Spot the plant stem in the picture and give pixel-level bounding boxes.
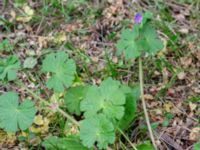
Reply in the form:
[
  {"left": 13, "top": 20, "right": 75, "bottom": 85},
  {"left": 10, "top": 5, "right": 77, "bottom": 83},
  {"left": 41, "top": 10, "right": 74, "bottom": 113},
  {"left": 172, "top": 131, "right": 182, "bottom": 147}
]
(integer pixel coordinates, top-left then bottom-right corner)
[
  {"left": 117, "top": 128, "right": 138, "bottom": 150},
  {"left": 20, "top": 80, "right": 114, "bottom": 150},
  {"left": 15, "top": 81, "right": 80, "bottom": 126},
  {"left": 139, "top": 57, "right": 157, "bottom": 150}
]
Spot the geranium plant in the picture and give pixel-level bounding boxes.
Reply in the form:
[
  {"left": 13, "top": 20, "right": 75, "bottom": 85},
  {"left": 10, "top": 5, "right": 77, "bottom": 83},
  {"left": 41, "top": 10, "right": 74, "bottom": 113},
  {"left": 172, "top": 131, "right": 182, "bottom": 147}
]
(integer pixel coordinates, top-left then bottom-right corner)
[
  {"left": 0, "top": 11, "right": 163, "bottom": 150},
  {"left": 117, "top": 12, "right": 164, "bottom": 149}
]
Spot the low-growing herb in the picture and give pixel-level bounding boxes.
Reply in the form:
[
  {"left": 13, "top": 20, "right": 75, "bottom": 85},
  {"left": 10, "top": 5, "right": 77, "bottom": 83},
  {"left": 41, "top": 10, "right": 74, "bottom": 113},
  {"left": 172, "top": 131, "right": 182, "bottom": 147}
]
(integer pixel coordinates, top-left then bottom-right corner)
[{"left": 42, "top": 51, "right": 76, "bottom": 92}]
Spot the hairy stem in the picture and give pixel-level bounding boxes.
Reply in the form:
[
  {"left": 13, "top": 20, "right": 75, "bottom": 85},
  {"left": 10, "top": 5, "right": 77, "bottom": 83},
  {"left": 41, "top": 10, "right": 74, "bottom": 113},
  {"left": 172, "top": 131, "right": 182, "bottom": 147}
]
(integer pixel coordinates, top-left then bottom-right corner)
[
  {"left": 139, "top": 58, "right": 157, "bottom": 149},
  {"left": 117, "top": 128, "right": 138, "bottom": 150},
  {"left": 15, "top": 81, "right": 80, "bottom": 126}
]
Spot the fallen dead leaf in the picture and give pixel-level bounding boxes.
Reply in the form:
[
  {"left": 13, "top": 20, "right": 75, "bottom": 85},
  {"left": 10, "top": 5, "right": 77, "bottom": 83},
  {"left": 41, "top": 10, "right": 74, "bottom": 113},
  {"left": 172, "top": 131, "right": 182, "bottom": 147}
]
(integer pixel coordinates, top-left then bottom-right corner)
[
  {"left": 189, "top": 127, "right": 200, "bottom": 141},
  {"left": 195, "top": 50, "right": 200, "bottom": 60},
  {"left": 164, "top": 102, "right": 173, "bottom": 112},
  {"left": 16, "top": 5, "right": 34, "bottom": 23},
  {"left": 179, "top": 28, "right": 189, "bottom": 34},
  {"left": 34, "top": 115, "right": 44, "bottom": 126},
  {"left": 189, "top": 102, "right": 197, "bottom": 111},
  {"left": 30, "top": 116, "right": 50, "bottom": 134},
  {"left": 180, "top": 57, "right": 192, "bottom": 68},
  {"left": 144, "top": 94, "right": 154, "bottom": 100}
]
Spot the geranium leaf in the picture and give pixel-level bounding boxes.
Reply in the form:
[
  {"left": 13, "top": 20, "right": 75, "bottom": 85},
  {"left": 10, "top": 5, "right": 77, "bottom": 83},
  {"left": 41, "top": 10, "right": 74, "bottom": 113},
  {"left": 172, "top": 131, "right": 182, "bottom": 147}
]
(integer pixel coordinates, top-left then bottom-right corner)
[
  {"left": 64, "top": 85, "right": 89, "bottom": 116},
  {"left": 80, "top": 78, "right": 126, "bottom": 121},
  {"left": 139, "top": 24, "right": 164, "bottom": 55},
  {"left": 42, "top": 135, "right": 90, "bottom": 150},
  {"left": 118, "top": 85, "right": 140, "bottom": 130},
  {"left": 194, "top": 142, "right": 200, "bottom": 150},
  {"left": 42, "top": 51, "right": 76, "bottom": 92},
  {"left": 116, "top": 27, "right": 140, "bottom": 59},
  {"left": 116, "top": 18, "right": 163, "bottom": 59},
  {"left": 80, "top": 114, "right": 115, "bottom": 149},
  {"left": 0, "top": 55, "right": 20, "bottom": 81},
  {"left": 0, "top": 92, "right": 36, "bottom": 132},
  {"left": 136, "top": 141, "right": 154, "bottom": 150}
]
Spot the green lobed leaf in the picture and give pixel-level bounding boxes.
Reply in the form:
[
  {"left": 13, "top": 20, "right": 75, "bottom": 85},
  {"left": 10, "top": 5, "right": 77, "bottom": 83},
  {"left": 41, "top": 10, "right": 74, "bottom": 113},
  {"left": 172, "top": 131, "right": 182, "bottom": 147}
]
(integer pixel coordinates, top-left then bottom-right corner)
[
  {"left": 80, "top": 114, "right": 115, "bottom": 149},
  {"left": 80, "top": 78, "right": 126, "bottom": 121},
  {"left": 140, "top": 11, "right": 153, "bottom": 27},
  {"left": 116, "top": 26, "right": 141, "bottom": 59},
  {"left": 64, "top": 85, "right": 89, "bottom": 116},
  {"left": 139, "top": 24, "right": 164, "bottom": 55},
  {"left": 136, "top": 141, "right": 155, "bottom": 150},
  {"left": 116, "top": 16, "right": 163, "bottom": 59},
  {"left": 42, "top": 51, "right": 76, "bottom": 92},
  {"left": 42, "top": 135, "right": 90, "bottom": 150},
  {"left": 0, "top": 92, "right": 36, "bottom": 132},
  {"left": 194, "top": 142, "right": 200, "bottom": 150},
  {"left": 0, "top": 55, "right": 20, "bottom": 81},
  {"left": 118, "top": 85, "right": 140, "bottom": 130}
]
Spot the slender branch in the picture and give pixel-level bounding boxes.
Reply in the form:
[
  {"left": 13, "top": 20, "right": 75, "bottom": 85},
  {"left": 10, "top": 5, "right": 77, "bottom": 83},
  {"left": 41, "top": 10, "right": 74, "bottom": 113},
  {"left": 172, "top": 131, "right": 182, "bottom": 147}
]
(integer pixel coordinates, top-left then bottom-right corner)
[
  {"left": 117, "top": 128, "right": 138, "bottom": 150},
  {"left": 139, "top": 58, "right": 157, "bottom": 150},
  {"left": 15, "top": 81, "right": 80, "bottom": 126}
]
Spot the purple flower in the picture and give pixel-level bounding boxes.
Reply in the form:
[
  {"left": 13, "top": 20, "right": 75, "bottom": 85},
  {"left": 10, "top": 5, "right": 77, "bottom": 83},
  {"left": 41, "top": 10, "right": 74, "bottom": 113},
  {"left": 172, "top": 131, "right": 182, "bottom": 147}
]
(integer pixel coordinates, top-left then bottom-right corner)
[{"left": 134, "top": 13, "right": 143, "bottom": 24}]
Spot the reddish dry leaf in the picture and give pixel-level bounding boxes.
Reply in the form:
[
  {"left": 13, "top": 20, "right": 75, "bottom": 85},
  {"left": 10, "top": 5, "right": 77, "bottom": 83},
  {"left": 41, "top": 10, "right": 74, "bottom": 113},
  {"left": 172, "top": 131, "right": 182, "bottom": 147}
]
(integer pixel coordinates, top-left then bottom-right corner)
[{"left": 167, "top": 88, "right": 175, "bottom": 97}]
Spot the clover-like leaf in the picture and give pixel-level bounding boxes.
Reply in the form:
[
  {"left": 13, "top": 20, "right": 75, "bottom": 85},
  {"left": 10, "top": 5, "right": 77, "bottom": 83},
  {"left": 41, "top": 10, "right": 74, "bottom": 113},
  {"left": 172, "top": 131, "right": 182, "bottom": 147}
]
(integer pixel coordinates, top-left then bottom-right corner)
[
  {"left": 80, "top": 78, "right": 126, "bottom": 121},
  {"left": 64, "top": 85, "right": 89, "bottom": 116},
  {"left": 0, "top": 92, "right": 36, "bottom": 132},
  {"left": 0, "top": 55, "right": 20, "bottom": 81},
  {"left": 42, "top": 135, "right": 90, "bottom": 150},
  {"left": 42, "top": 51, "right": 76, "bottom": 92},
  {"left": 80, "top": 114, "right": 115, "bottom": 149}
]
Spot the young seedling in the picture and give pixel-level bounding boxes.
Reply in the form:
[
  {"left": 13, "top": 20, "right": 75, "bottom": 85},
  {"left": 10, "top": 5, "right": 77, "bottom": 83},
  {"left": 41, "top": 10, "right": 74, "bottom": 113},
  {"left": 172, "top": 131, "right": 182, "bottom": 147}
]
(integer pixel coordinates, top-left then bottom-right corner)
[{"left": 117, "top": 12, "right": 164, "bottom": 149}]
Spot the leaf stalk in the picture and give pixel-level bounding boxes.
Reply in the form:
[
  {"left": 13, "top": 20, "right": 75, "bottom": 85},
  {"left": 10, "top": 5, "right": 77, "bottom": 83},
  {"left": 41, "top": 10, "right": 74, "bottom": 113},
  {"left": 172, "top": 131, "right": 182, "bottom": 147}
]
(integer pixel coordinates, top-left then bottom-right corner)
[
  {"left": 139, "top": 57, "right": 157, "bottom": 150},
  {"left": 15, "top": 81, "right": 80, "bottom": 126}
]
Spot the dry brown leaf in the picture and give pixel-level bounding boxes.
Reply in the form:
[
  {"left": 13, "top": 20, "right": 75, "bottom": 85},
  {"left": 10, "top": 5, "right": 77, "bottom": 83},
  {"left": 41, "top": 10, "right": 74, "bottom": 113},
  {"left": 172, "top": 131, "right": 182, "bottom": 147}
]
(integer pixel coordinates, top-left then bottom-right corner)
[
  {"left": 179, "top": 28, "right": 189, "bottom": 34},
  {"left": 180, "top": 57, "right": 192, "bottom": 68},
  {"left": 34, "top": 115, "right": 44, "bottom": 126},
  {"left": 144, "top": 94, "right": 154, "bottom": 100},
  {"left": 189, "top": 102, "right": 197, "bottom": 111},
  {"left": 164, "top": 102, "right": 173, "bottom": 112},
  {"left": 16, "top": 5, "right": 34, "bottom": 23},
  {"left": 196, "top": 50, "right": 200, "bottom": 60},
  {"left": 175, "top": 13, "right": 185, "bottom": 21},
  {"left": 189, "top": 127, "right": 200, "bottom": 141}
]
